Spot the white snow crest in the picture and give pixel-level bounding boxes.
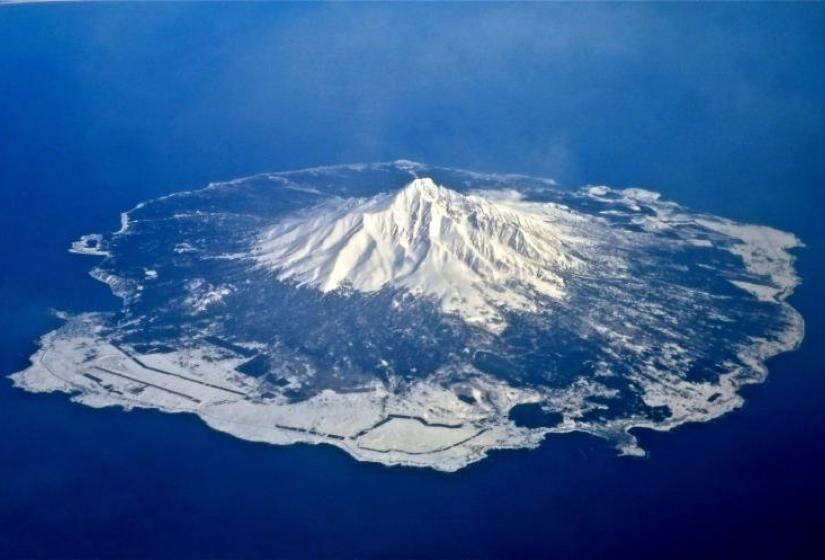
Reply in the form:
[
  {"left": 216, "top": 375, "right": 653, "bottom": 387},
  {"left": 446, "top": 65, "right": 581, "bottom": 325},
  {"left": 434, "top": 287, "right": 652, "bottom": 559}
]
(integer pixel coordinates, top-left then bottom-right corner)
[{"left": 255, "top": 178, "right": 587, "bottom": 332}]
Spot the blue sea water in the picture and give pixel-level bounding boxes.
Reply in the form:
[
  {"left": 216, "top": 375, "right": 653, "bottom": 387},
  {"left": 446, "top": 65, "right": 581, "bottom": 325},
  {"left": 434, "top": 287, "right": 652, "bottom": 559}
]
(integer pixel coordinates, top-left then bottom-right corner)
[{"left": 1, "top": 3, "right": 824, "bottom": 558}]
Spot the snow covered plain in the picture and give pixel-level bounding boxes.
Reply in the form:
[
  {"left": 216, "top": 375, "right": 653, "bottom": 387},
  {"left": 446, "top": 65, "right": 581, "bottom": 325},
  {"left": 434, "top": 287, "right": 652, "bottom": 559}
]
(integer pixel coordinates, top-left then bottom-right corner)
[{"left": 11, "top": 161, "right": 805, "bottom": 471}]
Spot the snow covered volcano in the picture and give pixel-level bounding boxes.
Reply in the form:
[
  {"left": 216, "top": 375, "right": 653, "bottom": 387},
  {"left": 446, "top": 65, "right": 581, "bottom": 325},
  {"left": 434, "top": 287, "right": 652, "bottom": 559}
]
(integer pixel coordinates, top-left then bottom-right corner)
[{"left": 255, "top": 178, "right": 585, "bottom": 331}]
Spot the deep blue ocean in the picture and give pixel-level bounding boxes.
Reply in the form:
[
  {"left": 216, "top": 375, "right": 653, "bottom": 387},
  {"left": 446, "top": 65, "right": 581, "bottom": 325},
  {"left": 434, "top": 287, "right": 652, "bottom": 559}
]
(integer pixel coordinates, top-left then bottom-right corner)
[{"left": 1, "top": 3, "right": 823, "bottom": 559}]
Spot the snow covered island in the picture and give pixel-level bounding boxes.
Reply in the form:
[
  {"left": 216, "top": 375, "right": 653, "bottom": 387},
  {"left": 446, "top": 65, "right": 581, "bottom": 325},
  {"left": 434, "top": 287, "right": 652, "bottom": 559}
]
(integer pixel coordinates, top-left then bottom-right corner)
[{"left": 11, "top": 162, "right": 804, "bottom": 471}]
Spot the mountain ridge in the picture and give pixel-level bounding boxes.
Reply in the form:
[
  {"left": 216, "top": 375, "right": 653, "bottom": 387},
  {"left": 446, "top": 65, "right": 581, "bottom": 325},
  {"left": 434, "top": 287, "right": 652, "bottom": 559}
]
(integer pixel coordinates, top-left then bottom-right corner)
[{"left": 255, "top": 178, "right": 584, "bottom": 332}]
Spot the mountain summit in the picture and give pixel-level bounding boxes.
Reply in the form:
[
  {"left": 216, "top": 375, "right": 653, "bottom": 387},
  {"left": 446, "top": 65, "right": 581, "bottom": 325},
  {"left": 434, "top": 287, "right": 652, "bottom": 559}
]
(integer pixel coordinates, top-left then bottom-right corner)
[{"left": 255, "top": 178, "right": 584, "bottom": 331}]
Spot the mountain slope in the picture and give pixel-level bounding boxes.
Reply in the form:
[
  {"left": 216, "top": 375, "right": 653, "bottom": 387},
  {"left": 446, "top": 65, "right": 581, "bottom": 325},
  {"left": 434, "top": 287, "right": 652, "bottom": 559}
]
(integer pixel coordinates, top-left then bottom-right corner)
[{"left": 255, "top": 178, "right": 585, "bottom": 332}]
